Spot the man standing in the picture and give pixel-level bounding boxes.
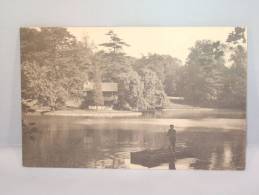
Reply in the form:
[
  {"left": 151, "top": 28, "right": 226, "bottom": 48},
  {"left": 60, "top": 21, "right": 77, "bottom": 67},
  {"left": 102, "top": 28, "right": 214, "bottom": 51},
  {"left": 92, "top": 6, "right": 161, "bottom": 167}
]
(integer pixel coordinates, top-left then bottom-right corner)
[
  {"left": 167, "top": 124, "right": 176, "bottom": 169},
  {"left": 167, "top": 124, "right": 176, "bottom": 153}
]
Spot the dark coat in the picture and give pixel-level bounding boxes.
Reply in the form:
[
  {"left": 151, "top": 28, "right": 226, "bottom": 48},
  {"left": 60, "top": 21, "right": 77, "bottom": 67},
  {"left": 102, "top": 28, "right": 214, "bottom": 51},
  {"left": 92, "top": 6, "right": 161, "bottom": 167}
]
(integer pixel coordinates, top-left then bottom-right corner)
[{"left": 167, "top": 129, "right": 176, "bottom": 145}]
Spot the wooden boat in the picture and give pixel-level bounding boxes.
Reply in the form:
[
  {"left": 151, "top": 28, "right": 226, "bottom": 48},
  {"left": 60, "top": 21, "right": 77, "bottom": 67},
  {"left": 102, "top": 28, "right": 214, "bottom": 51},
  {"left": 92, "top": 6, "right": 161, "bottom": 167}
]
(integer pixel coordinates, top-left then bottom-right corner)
[{"left": 130, "top": 148, "right": 193, "bottom": 168}]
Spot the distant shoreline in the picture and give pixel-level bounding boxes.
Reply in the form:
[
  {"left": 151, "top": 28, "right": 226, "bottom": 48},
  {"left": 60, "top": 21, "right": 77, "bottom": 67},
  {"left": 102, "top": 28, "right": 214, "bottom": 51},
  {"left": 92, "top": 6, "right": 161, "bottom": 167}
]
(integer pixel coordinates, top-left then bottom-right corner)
[
  {"left": 24, "top": 109, "right": 143, "bottom": 118},
  {"left": 23, "top": 107, "right": 245, "bottom": 119}
]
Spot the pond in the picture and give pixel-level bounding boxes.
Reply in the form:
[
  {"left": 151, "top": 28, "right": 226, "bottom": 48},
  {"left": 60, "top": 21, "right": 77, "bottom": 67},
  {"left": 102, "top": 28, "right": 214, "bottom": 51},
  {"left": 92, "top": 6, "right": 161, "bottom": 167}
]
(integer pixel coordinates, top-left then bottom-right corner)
[{"left": 22, "top": 113, "right": 246, "bottom": 170}]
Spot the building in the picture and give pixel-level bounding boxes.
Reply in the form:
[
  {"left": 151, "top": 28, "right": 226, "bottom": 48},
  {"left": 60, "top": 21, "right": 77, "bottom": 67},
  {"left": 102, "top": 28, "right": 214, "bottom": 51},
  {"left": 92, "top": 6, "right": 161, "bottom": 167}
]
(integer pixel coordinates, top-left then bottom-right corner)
[{"left": 82, "top": 82, "right": 118, "bottom": 109}]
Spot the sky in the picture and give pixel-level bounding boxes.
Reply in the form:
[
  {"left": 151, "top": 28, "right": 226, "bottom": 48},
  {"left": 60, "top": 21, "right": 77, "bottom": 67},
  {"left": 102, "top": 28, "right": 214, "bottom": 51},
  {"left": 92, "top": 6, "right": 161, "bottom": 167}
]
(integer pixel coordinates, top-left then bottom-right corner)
[{"left": 67, "top": 27, "right": 235, "bottom": 63}]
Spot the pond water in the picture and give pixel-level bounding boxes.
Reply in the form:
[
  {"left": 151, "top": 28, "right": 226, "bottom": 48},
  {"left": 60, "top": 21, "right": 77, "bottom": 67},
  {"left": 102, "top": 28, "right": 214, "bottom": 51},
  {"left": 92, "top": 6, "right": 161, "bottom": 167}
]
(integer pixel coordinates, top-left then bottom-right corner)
[{"left": 23, "top": 113, "right": 246, "bottom": 170}]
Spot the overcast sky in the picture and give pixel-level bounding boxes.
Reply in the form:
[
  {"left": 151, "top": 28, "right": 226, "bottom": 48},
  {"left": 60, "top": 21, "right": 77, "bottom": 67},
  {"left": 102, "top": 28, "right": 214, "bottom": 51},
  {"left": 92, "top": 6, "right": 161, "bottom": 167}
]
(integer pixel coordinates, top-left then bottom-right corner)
[{"left": 68, "top": 27, "right": 235, "bottom": 63}]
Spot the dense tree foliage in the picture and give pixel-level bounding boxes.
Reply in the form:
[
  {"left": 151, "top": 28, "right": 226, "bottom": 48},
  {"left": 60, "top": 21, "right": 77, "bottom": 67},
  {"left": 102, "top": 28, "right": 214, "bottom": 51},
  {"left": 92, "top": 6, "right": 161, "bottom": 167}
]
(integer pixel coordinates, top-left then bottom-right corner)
[
  {"left": 138, "top": 68, "right": 168, "bottom": 109},
  {"left": 182, "top": 40, "right": 226, "bottom": 106},
  {"left": 21, "top": 28, "right": 88, "bottom": 110},
  {"left": 135, "top": 54, "right": 183, "bottom": 96},
  {"left": 116, "top": 69, "right": 143, "bottom": 110},
  {"left": 222, "top": 27, "right": 247, "bottom": 108},
  {"left": 21, "top": 27, "right": 247, "bottom": 112},
  {"left": 181, "top": 27, "right": 247, "bottom": 108},
  {"left": 99, "top": 31, "right": 168, "bottom": 110}
]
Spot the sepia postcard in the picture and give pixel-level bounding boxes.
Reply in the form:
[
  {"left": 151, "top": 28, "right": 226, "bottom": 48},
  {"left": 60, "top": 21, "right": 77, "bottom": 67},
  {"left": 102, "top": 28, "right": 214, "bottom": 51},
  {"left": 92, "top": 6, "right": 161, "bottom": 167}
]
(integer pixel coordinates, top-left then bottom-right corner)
[{"left": 21, "top": 27, "right": 247, "bottom": 170}]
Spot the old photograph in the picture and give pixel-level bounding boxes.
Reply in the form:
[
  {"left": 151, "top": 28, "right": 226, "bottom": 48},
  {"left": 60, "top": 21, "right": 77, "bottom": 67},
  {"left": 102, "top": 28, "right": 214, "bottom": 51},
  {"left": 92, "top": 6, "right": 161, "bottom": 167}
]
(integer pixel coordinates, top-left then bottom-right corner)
[{"left": 21, "top": 27, "right": 246, "bottom": 170}]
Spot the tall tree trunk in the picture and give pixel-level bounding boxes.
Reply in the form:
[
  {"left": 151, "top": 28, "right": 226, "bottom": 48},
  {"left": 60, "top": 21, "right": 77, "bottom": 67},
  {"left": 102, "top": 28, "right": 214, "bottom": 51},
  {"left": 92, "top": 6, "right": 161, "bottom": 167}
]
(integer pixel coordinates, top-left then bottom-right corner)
[{"left": 93, "top": 61, "right": 104, "bottom": 106}]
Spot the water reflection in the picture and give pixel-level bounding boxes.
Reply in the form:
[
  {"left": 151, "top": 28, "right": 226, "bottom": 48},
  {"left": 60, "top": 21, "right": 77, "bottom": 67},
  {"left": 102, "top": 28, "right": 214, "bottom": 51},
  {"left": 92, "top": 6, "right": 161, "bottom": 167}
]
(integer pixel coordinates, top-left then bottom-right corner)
[{"left": 23, "top": 116, "right": 245, "bottom": 170}]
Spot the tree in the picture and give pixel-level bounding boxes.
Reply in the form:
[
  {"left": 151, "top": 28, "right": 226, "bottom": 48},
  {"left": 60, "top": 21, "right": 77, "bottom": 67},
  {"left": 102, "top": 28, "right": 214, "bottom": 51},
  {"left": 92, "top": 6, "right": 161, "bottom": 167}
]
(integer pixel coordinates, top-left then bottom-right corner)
[
  {"left": 21, "top": 27, "right": 88, "bottom": 110},
  {"left": 138, "top": 68, "right": 168, "bottom": 110},
  {"left": 135, "top": 54, "right": 183, "bottom": 96},
  {"left": 222, "top": 27, "right": 247, "bottom": 108},
  {"left": 22, "top": 61, "right": 67, "bottom": 109},
  {"left": 183, "top": 40, "right": 226, "bottom": 106},
  {"left": 226, "top": 27, "right": 246, "bottom": 46},
  {"left": 116, "top": 69, "right": 144, "bottom": 110},
  {"left": 98, "top": 31, "right": 132, "bottom": 82},
  {"left": 91, "top": 54, "right": 104, "bottom": 106},
  {"left": 116, "top": 68, "right": 167, "bottom": 111},
  {"left": 99, "top": 30, "right": 130, "bottom": 54}
]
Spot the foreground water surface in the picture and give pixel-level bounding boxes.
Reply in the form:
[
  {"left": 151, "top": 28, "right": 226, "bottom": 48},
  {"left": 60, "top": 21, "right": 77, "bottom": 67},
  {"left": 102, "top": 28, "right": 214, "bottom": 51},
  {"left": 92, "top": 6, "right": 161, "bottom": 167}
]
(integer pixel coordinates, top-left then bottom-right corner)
[{"left": 23, "top": 114, "right": 246, "bottom": 170}]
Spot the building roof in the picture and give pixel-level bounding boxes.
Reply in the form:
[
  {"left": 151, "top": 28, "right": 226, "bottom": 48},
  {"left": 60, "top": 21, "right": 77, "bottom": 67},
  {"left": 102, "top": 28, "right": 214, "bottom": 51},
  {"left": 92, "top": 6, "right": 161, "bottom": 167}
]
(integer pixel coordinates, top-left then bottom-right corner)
[{"left": 83, "top": 82, "right": 118, "bottom": 92}]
